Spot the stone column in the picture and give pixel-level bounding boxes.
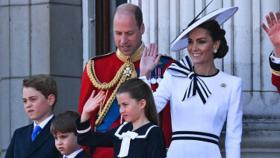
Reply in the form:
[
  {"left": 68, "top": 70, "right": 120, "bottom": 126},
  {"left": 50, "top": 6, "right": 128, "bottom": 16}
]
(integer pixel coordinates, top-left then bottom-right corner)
[{"left": 0, "top": 1, "right": 82, "bottom": 157}]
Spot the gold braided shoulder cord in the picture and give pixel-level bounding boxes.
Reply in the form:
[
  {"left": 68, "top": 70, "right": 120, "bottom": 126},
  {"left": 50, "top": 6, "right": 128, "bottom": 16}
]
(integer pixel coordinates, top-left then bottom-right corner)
[
  {"left": 271, "top": 68, "right": 280, "bottom": 76},
  {"left": 95, "top": 75, "right": 127, "bottom": 125},
  {"left": 87, "top": 61, "right": 126, "bottom": 90},
  {"left": 86, "top": 60, "right": 137, "bottom": 125}
]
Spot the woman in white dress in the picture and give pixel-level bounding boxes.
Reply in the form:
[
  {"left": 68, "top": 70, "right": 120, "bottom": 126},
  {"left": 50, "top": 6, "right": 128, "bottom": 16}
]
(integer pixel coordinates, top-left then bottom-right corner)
[{"left": 140, "top": 6, "right": 243, "bottom": 158}]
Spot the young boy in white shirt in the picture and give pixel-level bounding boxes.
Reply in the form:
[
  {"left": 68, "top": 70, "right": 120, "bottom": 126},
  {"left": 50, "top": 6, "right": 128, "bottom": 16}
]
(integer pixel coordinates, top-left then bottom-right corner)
[{"left": 51, "top": 110, "right": 90, "bottom": 158}]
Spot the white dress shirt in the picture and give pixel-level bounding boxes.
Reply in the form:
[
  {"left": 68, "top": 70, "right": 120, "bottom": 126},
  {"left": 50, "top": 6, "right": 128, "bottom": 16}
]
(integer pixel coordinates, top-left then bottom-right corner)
[{"left": 63, "top": 148, "right": 83, "bottom": 158}]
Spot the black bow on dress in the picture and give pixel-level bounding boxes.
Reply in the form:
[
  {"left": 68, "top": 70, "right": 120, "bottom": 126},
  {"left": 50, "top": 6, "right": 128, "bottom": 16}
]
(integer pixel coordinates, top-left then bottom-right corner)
[{"left": 167, "top": 56, "right": 212, "bottom": 104}]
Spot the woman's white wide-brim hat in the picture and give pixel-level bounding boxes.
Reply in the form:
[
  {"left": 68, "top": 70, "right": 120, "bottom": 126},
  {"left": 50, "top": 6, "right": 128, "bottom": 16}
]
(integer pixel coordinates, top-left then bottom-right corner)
[{"left": 170, "top": 6, "right": 238, "bottom": 52}]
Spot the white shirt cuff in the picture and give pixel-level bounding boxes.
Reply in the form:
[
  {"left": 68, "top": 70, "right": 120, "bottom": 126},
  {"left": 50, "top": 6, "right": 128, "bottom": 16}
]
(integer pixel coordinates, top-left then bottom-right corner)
[
  {"left": 270, "top": 53, "right": 280, "bottom": 64},
  {"left": 138, "top": 76, "right": 151, "bottom": 86}
]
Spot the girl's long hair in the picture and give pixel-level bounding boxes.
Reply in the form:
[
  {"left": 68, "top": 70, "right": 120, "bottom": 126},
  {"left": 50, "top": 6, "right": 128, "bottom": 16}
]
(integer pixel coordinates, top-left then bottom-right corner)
[{"left": 117, "top": 78, "right": 159, "bottom": 125}]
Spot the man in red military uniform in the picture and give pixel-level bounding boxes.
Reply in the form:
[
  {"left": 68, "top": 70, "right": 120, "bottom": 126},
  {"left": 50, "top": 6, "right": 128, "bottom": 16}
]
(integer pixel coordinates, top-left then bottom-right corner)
[
  {"left": 262, "top": 11, "right": 280, "bottom": 92},
  {"left": 78, "top": 3, "right": 173, "bottom": 158}
]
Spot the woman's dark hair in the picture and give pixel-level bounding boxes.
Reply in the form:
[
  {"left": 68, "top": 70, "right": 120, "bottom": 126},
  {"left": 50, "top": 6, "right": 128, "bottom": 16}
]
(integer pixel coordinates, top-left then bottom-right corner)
[
  {"left": 195, "top": 20, "right": 229, "bottom": 58},
  {"left": 117, "top": 78, "right": 159, "bottom": 125}
]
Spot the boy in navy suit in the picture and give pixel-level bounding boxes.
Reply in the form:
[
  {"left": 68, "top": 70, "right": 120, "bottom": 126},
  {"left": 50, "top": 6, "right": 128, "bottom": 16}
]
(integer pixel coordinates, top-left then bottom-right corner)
[
  {"left": 50, "top": 111, "right": 90, "bottom": 158},
  {"left": 5, "top": 74, "right": 61, "bottom": 158}
]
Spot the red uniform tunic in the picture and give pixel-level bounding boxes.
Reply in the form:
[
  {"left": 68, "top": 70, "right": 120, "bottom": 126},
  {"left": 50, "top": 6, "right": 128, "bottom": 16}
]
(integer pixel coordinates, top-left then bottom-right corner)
[
  {"left": 78, "top": 45, "right": 173, "bottom": 158},
  {"left": 269, "top": 54, "right": 280, "bottom": 93},
  {"left": 272, "top": 74, "right": 280, "bottom": 92}
]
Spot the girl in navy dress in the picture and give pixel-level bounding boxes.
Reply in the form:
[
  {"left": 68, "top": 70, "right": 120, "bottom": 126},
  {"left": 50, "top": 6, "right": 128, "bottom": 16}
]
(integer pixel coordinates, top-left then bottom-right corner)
[{"left": 76, "top": 78, "right": 166, "bottom": 158}]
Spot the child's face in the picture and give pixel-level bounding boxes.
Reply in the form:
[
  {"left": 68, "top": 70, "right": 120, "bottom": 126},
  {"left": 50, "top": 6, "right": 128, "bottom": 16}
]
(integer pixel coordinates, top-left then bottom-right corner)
[
  {"left": 116, "top": 92, "right": 145, "bottom": 123},
  {"left": 22, "top": 87, "right": 54, "bottom": 124},
  {"left": 54, "top": 132, "right": 80, "bottom": 156}
]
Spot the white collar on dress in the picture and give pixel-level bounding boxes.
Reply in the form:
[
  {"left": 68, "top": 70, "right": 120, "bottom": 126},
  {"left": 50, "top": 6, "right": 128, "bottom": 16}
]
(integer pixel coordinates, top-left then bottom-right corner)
[{"left": 114, "top": 122, "right": 156, "bottom": 157}]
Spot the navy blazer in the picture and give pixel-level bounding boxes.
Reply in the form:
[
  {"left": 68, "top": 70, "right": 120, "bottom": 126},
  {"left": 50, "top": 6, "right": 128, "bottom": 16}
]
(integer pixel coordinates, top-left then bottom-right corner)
[
  {"left": 60, "top": 150, "right": 90, "bottom": 158},
  {"left": 74, "top": 151, "right": 91, "bottom": 158},
  {"left": 5, "top": 118, "right": 61, "bottom": 158}
]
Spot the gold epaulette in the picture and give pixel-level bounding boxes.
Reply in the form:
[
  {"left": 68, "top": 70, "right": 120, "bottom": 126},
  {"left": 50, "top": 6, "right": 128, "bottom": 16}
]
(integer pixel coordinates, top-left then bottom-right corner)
[
  {"left": 271, "top": 68, "right": 280, "bottom": 76},
  {"left": 87, "top": 60, "right": 126, "bottom": 90},
  {"left": 91, "top": 52, "right": 114, "bottom": 60},
  {"left": 86, "top": 59, "right": 137, "bottom": 126}
]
